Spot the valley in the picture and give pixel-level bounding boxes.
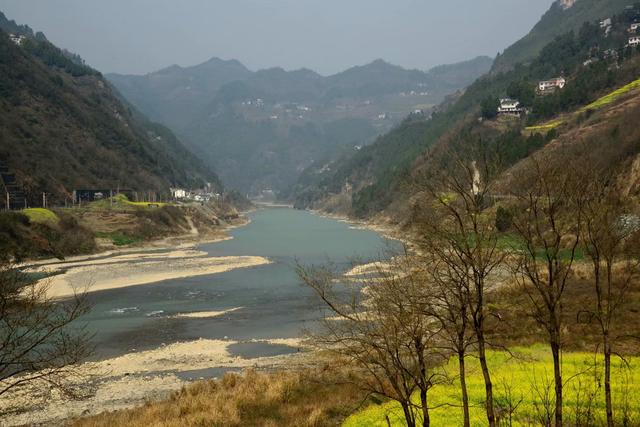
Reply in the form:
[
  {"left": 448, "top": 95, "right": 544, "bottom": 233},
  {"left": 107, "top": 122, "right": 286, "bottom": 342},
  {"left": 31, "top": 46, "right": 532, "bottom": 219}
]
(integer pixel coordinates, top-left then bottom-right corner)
[{"left": 2, "top": 1, "right": 640, "bottom": 426}]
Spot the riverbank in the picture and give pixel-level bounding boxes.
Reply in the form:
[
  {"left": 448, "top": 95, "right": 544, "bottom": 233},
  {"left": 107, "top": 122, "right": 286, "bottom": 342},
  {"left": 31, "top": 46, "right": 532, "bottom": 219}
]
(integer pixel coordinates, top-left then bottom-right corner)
[
  {"left": 309, "top": 208, "right": 414, "bottom": 249},
  {"left": 0, "top": 337, "right": 316, "bottom": 426}
]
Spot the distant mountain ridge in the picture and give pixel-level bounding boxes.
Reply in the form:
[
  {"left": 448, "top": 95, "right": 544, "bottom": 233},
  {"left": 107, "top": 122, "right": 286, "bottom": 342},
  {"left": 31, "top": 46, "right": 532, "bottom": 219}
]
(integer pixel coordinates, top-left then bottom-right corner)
[
  {"left": 0, "top": 14, "right": 219, "bottom": 205},
  {"left": 108, "top": 56, "right": 493, "bottom": 193}
]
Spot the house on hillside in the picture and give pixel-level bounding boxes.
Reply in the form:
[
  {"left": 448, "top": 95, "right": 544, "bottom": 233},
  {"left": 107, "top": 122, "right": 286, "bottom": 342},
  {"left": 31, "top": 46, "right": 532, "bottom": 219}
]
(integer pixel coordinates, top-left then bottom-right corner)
[
  {"left": 9, "top": 34, "right": 26, "bottom": 45},
  {"left": 600, "top": 18, "right": 612, "bottom": 29},
  {"left": 559, "top": 0, "right": 576, "bottom": 10},
  {"left": 497, "top": 98, "right": 525, "bottom": 117},
  {"left": 629, "top": 36, "right": 640, "bottom": 46},
  {"left": 170, "top": 187, "right": 188, "bottom": 200},
  {"left": 538, "top": 77, "right": 566, "bottom": 94},
  {"left": 630, "top": 22, "right": 640, "bottom": 33}
]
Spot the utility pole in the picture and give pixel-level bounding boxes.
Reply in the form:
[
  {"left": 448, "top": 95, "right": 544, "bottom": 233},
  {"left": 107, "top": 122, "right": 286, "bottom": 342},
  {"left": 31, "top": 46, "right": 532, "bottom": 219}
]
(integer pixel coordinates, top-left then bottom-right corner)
[
  {"left": 5, "top": 192, "right": 9, "bottom": 211},
  {"left": 42, "top": 192, "right": 46, "bottom": 209}
]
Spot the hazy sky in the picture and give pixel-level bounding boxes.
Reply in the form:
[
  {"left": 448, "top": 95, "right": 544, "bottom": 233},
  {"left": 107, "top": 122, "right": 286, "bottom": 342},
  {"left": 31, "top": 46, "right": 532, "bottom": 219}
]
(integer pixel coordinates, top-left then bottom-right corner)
[{"left": 0, "top": 0, "right": 555, "bottom": 75}]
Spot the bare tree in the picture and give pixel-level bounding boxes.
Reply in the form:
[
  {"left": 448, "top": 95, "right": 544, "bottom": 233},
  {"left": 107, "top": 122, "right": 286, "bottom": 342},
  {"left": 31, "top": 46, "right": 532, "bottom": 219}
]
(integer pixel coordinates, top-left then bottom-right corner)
[
  {"left": 297, "top": 256, "right": 446, "bottom": 427},
  {"left": 412, "top": 154, "right": 506, "bottom": 427},
  {"left": 510, "top": 158, "right": 583, "bottom": 427},
  {"left": 0, "top": 263, "right": 92, "bottom": 415},
  {"left": 419, "top": 255, "right": 475, "bottom": 427},
  {"left": 580, "top": 180, "right": 640, "bottom": 427}
]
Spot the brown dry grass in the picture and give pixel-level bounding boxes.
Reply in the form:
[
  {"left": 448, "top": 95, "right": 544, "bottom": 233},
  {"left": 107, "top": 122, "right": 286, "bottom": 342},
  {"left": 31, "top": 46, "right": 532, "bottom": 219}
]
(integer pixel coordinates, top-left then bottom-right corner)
[
  {"left": 72, "top": 367, "right": 366, "bottom": 427},
  {"left": 487, "top": 263, "right": 640, "bottom": 354}
]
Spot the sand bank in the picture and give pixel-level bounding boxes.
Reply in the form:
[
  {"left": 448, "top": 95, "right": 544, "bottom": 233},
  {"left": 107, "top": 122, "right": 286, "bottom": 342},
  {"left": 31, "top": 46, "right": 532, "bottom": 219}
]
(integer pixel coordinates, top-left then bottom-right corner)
[
  {"left": 34, "top": 254, "right": 271, "bottom": 299},
  {"left": 171, "top": 307, "right": 243, "bottom": 319}
]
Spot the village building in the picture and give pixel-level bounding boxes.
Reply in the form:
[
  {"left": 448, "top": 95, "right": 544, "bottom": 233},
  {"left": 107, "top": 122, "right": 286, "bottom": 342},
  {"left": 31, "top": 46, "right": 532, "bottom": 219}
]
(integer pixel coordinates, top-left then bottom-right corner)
[
  {"left": 629, "top": 36, "right": 640, "bottom": 46},
  {"left": 538, "top": 77, "right": 566, "bottom": 93},
  {"left": 9, "top": 34, "right": 26, "bottom": 45},
  {"left": 600, "top": 18, "right": 612, "bottom": 28},
  {"left": 497, "top": 98, "right": 525, "bottom": 117},
  {"left": 170, "top": 187, "right": 188, "bottom": 200},
  {"left": 630, "top": 22, "right": 640, "bottom": 33}
]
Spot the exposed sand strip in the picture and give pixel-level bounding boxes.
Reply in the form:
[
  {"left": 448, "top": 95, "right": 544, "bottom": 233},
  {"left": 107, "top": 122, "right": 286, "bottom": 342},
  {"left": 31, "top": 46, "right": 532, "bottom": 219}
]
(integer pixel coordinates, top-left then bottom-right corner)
[
  {"left": 171, "top": 307, "right": 243, "bottom": 319},
  {"left": 37, "top": 255, "right": 271, "bottom": 299}
]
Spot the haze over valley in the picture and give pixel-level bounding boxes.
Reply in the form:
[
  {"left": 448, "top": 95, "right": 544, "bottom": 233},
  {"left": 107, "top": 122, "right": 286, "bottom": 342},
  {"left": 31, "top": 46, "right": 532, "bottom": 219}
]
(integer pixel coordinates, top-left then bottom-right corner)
[{"left": 3, "top": 1, "right": 640, "bottom": 426}]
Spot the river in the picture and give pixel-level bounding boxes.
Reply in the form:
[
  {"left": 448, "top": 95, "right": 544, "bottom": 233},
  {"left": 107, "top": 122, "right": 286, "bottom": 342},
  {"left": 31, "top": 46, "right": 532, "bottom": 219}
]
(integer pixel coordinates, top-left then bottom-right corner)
[{"left": 82, "top": 207, "right": 400, "bottom": 360}]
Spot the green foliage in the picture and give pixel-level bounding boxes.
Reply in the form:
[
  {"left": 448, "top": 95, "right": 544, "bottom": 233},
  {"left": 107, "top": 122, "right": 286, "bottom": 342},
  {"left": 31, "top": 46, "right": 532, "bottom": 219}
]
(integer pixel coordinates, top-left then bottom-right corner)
[
  {"left": 22, "top": 208, "right": 59, "bottom": 225},
  {"left": 481, "top": 96, "right": 500, "bottom": 119},
  {"left": 495, "top": 206, "right": 513, "bottom": 232},
  {"left": 0, "top": 211, "right": 95, "bottom": 261},
  {"left": 95, "top": 231, "right": 139, "bottom": 246},
  {"left": 21, "top": 38, "right": 98, "bottom": 77}
]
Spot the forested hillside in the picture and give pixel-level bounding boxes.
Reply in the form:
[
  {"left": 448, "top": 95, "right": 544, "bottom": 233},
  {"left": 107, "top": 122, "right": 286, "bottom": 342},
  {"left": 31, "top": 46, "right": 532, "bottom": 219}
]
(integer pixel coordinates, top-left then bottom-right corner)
[
  {"left": 292, "top": 0, "right": 640, "bottom": 219},
  {"left": 493, "top": 0, "right": 634, "bottom": 71},
  {"left": 108, "top": 56, "right": 492, "bottom": 194},
  {"left": 0, "top": 13, "right": 219, "bottom": 205}
]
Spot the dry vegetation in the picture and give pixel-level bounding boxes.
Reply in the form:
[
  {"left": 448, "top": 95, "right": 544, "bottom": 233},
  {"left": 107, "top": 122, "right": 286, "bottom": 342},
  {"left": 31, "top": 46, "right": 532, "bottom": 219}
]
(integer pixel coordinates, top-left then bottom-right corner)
[{"left": 73, "top": 367, "right": 367, "bottom": 427}]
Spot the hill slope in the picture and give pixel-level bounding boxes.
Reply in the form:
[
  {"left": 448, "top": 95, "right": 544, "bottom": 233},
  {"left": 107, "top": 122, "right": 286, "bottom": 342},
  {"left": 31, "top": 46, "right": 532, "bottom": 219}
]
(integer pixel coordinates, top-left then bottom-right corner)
[
  {"left": 0, "top": 14, "right": 219, "bottom": 205},
  {"left": 108, "top": 56, "right": 492, "bottom": 194},
  {"left": 493, "top": 0, "right": 635, "bottom": 71},
  {"left": 292, "top": 0, "right": 640, "bottom": 219}
]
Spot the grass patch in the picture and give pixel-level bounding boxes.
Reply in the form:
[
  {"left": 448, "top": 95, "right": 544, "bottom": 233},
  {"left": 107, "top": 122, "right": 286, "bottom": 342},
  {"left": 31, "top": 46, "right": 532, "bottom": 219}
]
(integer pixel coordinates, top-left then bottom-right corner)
[
  {"left": 22, "top": 208, "right": 60, "bottom": 225},
  {"left": 579, "top": 77, "right": 640, "bottom": 112},
  {"left": 525, "top": 119, "right": 564, "bottom": 132},
  {"left": 496, "top": 233, "right": 585, "bottom": 261},
  {"left": 88, "top": 193, "right": 169, "bottom": 210},
  {"left": 74, "top": 367, "right": 364, "bottom": 427},
  {"left": 413, "top": 104, "right": 435, "bottom": 110},
  {"left": 345, "top": 346, "right": 640, "bottom": 427},
  {"left": 94, "top": 231, "right": 140, "bottom": 246}
]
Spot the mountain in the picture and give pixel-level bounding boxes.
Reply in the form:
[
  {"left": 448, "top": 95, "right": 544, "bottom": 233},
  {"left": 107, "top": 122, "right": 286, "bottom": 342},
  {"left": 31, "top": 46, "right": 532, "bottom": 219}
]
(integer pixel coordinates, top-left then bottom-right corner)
[
  {"left": 0, "top": 13, "right": 219, "bottom": 205},
  {"left": 291, "top": 1, "right": 640, "bottom": 219},
  {"left": 108, "top": 56, "right": 493, "bottom": 194},
  {"left": 493, "top": 0, "right": 636, "bottom": 71}
]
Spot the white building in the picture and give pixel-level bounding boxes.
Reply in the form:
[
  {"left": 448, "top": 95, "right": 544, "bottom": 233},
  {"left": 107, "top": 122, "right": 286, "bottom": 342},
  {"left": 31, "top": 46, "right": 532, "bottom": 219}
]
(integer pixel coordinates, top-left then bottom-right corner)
[
  {"left": 9, "top": 34, "right": 26, "bottom": 45},
  {"left": 629, "top": 22, "right": 640, "bottom": 33},
  {"left": 629, "top": 36, "right": 640, "bottom": 46},
  {"left": 170, "top": 188, "right": 188, "bottom": 200},
  {"left": 497, "top": 98, "right": 525, "bottom": 116},
  {"left": 559, "top": 0, "right": 576, "bottom": 10},
  {"left": 600, "top": 18, "right": 612, "bottom": 29},
  {"left": 538, "top": 77, "right": 566, "bottom": 93}
]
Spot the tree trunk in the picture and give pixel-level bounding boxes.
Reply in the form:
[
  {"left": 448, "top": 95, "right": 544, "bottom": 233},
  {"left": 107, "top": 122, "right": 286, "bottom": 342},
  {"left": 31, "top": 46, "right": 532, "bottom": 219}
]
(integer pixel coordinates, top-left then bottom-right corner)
[
  {"left": 604, "top": 335, "right": 613, "bottom": 427},
  {"left": 421, "top": 388, "right": 430, "bottom": 427},
  {"left": 401, "top": 403, "right": 416, "bottom": 427},
  {"left": 477, "top": 330, "right": 496, "bottom": 426},
  {"left": 551, "top": 339, "right": 563, "bottom": 427},
  {"left": 459, "top": 350, "right": 471, "bottom": 427}
]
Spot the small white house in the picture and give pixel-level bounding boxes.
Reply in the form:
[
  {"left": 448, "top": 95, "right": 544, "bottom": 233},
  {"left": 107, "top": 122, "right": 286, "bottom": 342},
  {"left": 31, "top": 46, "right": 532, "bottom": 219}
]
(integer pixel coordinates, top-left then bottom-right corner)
[
  {"left": 497, "top": 98, "right": 525, "bottom": 116},
  {"left": 538, "top": 77, "right": 566, "bottom": 92},
  {"left": 629, "top": 36, "right": 640, "bottom": 47},
  {"left": 600, "top": 18, "right": 612, "bottom": 29},
  {"left": 630, "top": 23, "right": 640, "bottom": 33},
  {"left": 170, "top": 188, "right": 188, "bottom": 200},
  {"left": 9, "top": 34, "right": 26, "bottom": 45}
]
